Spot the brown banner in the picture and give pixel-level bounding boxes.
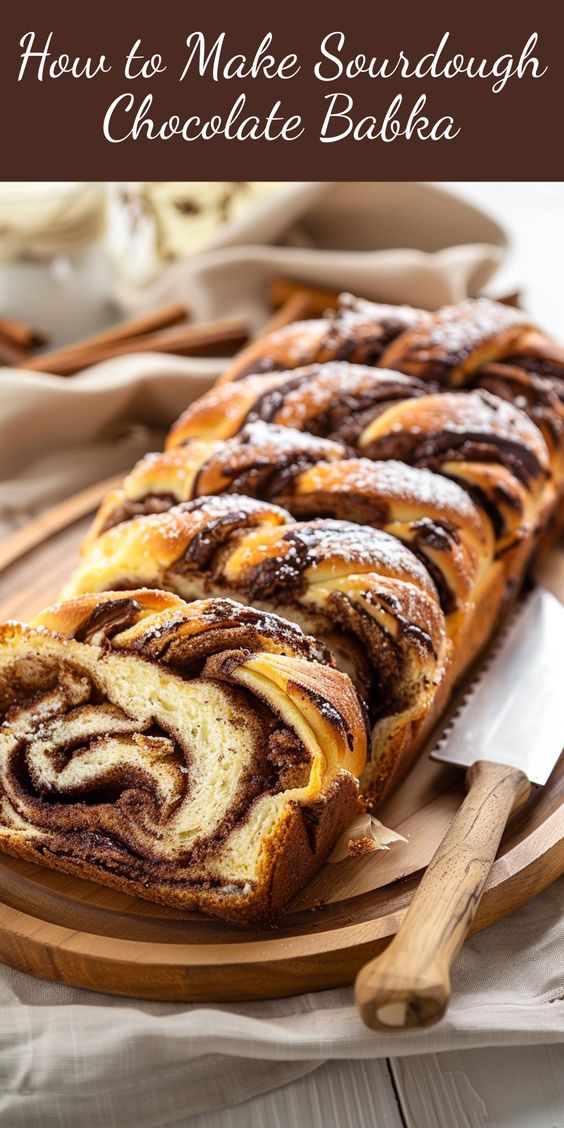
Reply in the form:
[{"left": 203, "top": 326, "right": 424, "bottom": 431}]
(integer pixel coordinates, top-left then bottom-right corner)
[{"left": 2, "top": 0, "right": 563, "bottom": 179}]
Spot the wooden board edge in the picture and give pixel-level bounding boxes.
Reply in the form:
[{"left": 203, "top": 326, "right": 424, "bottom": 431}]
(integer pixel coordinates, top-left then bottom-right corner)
[
  {"left": 0, "top": 832, "right": 561, "bottom": 1003},
  {"left": 0, "top": 475, "right": 122, "bottom": 571}
]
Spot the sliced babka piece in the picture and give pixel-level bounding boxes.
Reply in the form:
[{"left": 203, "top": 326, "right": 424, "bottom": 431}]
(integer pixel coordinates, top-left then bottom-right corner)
[{"left": 0, "top": 592, "right": 367, "bottom": 923}]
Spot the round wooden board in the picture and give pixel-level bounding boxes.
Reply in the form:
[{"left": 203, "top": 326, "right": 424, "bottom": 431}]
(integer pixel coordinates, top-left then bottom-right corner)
[{"left": 0, "top": 483, "right": 562, "bottom": 1002}]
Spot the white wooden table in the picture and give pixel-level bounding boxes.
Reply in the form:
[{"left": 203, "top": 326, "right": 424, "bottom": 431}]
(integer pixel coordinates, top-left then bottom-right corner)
[
  {"left": 181, "top": 1046, "right": 564, "bottom": 1128},
  {"left": 183, "top": 182, "right": 564, "bottom": 1128}
]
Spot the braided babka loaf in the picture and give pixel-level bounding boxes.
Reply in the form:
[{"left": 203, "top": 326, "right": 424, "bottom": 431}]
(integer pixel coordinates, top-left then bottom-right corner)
[
  {"left": 0, "top": 591, "right": 366, "bottom": 922},
  {"left": 219, "top": 292, "right": 563, "bottom": 399},
  {"left": 73, "top": 296, "right": 561, "bottom": 802},
  {"left": 215, "top": 294, "right": 564, "bottom": 476},
  {"left": 5, "top": 293, "right": 560, "bottom": 920},
  {"left": 167, "top": 376, "right": 554, "bottom": 574},
  {"left": 87, "top": 423, "right": 495, "bottom": 669},
  {"left": 217, "top": 297, "right": 429, "bottom": 382},
  {"left": 65, "top": 495, "right": 448, "bottom": 799}
]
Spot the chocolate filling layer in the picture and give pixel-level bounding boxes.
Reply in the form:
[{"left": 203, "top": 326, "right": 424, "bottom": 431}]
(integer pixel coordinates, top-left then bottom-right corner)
[
  {"left": 1, "top": 669, "right": 313, "bottom": 874},
  {"left": 508, "top": 355, "right": 564, "bottom": 385},
  {"left": 242, "top": 367, "right": 428, "bottom": 439},
  {"left": 364, "top": 430, "right": 545, "bottom": 489}
]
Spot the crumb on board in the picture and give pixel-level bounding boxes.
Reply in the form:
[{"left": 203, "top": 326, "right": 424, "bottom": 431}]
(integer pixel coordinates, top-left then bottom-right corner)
[{"left": 347, "top": 836, "right": 379, "bottom": 857}]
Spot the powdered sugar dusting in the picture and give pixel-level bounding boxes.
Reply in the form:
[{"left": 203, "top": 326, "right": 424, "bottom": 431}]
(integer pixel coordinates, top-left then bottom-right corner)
[
  {"left": 337, "top": 458, "right": 480, "bottom": 521},
  {"left": 394, "top": 298, "right": 529, "bottom": 362}
]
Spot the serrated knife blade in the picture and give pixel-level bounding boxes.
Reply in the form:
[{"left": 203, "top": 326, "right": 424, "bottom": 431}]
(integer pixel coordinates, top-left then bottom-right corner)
[
  {"left": 431, "top": 587, "right": 564, "bottom": 785},
  {"left": 355, "top": 585, "right": 564, "bottom": 1033}
]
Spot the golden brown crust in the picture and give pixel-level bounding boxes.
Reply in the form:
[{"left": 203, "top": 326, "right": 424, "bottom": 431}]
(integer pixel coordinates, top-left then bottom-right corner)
[
  {"left": 201, "top": 295, "right": 561, "bottom": 803},
  {"left": 88, "top": 425, "right": 493, "bottom": 624},
  {"left": 88, "top": 424, "right": 348, "bottom": 545},
  {"left": 359, "top": 389, "right": 553, "bottom": 557},
  {"left": 33, "top": 588, "right": 330, "bottom": 668},
  {"left": 167, "top": 362, "right": 553, "bottom": 558},
  {"left": 379, "top": 298, "right": 534, "bottom": 386},
  {"left": 476, "top": 362, "right": 564, "bottom": 478},
  {"left": 0, "top": 592, "right": 367, "bottom": 923},
  {"left": 217, "top": 299, "right": 427, "bottom": 385},
  {"left": 213, "top": 297, "right": 564, "bottom": 478},
  {"left": 168, "top": 363, "right": 429, "bottom": 449},
  {"left": 0, "top": 772, "right": 362, "bottom": 924},
  {"left": 281, "top": 459, "right": 493, "bottom": 616},
  {"left": 83, "top": 304, "right": 559, "bottom": 805}
]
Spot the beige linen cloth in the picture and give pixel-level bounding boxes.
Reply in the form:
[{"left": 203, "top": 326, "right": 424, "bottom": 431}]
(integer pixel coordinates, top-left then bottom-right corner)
[
  {"left": 113, "top": 181, "right": 508, "bottom": 321},
  {"left": 0, "top": 184, "right": 562, "bottom": 1126}
]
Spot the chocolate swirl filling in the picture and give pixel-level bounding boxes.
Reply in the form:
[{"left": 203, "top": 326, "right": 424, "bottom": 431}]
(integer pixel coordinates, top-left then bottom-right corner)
[
  {"left": 227, "top": 296, "right": 427, "bottom": 382},
  {"left": 0, "top": 594, "right": 366, "bottom": 921},
  {"left": 241, "top": 364, "right": 431, "bottom": 445}
]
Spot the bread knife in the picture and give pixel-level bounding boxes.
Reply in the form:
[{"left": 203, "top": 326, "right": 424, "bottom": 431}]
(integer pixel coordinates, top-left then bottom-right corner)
[{"left": 355, "top": 587, "right": 564, "bottom": 1031}]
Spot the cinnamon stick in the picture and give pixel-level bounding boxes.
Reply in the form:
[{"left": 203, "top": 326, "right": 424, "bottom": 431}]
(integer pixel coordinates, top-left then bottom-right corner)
[
  {"left": 0, "top": 314, "right": 47, "bottom": 352},
  {"left": 271, "top": 278, "right": 524, "bottom": 315},
  {"left": 0, "top": 337, "right": 28, "bottom": 366},
  {"left": 259, "top": 292, "right": 317, "bottom": 337},
  {"left": 496, "top": 290, "right": 523, "bottom": 309},
  {"left": 20, "top": 317, "right": 249, "bottom": 376},
  {"left": 19, "top": 301, "right": 190, "bottom": 376},
  {"left": 66, "top": 301, "right": 191, "bottom": 349},
  {"left": 268, "top": 278, "right": 342, "bottom": 316}
]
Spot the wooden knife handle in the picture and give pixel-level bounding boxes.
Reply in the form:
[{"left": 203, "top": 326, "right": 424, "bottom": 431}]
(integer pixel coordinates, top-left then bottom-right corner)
[{"left": 355, "top": 760, "right": 531, "bottom": 1031}]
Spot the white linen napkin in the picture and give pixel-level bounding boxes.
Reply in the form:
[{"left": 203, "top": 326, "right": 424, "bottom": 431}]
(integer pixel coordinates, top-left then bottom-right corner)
[
  {"left": 0, "top": 356, "right": 217, "bottom": 534},
  {"left": 114, "top": 181, "right": 507, "bottom": 324},
  {"left": 0, "top": 880, "right": 562, "bottom": 1127}
]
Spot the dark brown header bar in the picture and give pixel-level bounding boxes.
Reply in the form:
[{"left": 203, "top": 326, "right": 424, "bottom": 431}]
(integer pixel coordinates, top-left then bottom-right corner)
[{"left": 2, "top": 0, "right": 563, "bottom": 180}]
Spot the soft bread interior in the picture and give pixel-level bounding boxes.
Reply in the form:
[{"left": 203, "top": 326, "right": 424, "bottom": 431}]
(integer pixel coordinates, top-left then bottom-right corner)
[{"left": 0, "top": 628, "right": 340, "bottom": 890}]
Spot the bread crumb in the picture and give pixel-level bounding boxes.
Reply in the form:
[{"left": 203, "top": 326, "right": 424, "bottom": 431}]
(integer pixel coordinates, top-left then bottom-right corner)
[{"left": 347, "top": 836, "right": 379, "bottom": 857}]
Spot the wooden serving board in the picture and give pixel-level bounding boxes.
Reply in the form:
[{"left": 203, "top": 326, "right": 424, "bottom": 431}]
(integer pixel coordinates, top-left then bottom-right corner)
[{"left": 0, "top": 482, "right": 562, "bottom": 1002}]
